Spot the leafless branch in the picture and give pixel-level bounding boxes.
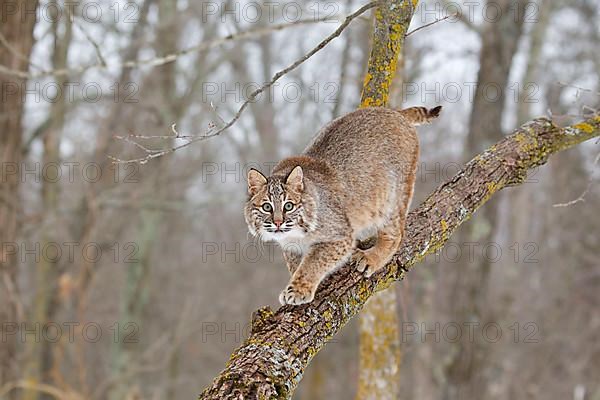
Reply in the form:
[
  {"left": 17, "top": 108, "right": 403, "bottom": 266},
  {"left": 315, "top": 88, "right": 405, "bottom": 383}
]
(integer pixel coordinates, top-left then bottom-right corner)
[
  {"left": 440, "top": 0, "right": 481, "bottom": 34},
  {"left": 110, "top": 1, "right": 380, "bottom": 165},
  {"left": 557, "top": 81, "right": 600, "bottom": 98},
  {"left": 67, "top": 10, "right": 108, "bottom": 67},
  {"left": 553, "top": 147, "right": 600, "bottom": 207},
  {"left": 406, "top": 13, "right": 456, "bottom": 36},
  {"left": 0, "top": 11, "right": 360, "bottom": 80}
]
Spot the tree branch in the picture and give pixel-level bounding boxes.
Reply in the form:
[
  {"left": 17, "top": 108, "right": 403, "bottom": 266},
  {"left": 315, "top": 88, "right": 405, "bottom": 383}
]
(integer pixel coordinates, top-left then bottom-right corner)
[
  {"left": 198, "top": 114, "right": 600, "bottom": 399},
  {"left": 0, "top": 12, "right": 356, "bottom": 80},
  {"left": 440, "top": 0, "right": 481, "bottom": 34},
  {"left": 110, "top": 1, "right": 379, "bottom": 165}
]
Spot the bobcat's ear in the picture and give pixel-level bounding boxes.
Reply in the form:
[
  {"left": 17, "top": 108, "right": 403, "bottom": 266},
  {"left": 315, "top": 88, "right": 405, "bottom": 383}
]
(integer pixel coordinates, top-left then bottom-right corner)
[
  {"left": 247, "top": 169, "right": 267, "bottom": 196},
  {"left": 286, "top": 166, "right": 303, "bottom": 191}
]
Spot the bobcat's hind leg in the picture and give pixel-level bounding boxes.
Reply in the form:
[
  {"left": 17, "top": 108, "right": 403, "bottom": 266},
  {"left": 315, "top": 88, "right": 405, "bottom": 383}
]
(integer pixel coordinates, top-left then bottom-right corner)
[
  {"left": 354, "top": 164, "right": 416, "bottom": 277},
  {"left": 353, "top": 207, "right": 407, "bottom": 277}
]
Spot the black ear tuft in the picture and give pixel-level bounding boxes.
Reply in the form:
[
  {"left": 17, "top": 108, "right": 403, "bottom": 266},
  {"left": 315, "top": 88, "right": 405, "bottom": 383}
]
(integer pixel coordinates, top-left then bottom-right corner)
[{"left": 429, "top": 106, "right": 442, "bottom": 117}]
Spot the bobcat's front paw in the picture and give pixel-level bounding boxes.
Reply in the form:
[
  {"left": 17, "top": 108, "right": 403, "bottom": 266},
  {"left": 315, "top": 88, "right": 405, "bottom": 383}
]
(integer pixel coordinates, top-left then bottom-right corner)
[
  {"left": 279, "top": 281, "right": 315, "bottom": 305},
  {"left": 352, "top": 249, "right": 381, "bottom": 278}
]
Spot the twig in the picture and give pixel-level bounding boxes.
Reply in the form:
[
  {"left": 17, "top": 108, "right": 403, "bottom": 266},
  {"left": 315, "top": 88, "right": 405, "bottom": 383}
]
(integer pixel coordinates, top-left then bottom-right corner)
[
  {"left": 440, "top": 0, "right": 480, "bottom": 33},
  {"left": 209, "top": 102, "right": 228, "bottom": 127},
  {"left": 116, "top": 134, "right": 161, "bottom": 154},
  {"left": 111, "top": 1, "right": 380, "bottom": 164},
  {"left": 67, "top": 9, "right": 108, "bottom": 67},
  {"left": 557, "top": 81, "right": 600, "bottom": 98},
  {"left": 553, "top": 148, "right": 600, "bottom": 207},
  {"left": 406, "top": 13, "right": 456, "bottom": 36}
]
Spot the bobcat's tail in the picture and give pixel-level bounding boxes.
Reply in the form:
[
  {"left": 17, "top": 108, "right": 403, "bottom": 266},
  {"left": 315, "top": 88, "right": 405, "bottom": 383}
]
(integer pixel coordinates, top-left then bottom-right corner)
[{"left": 399, "top": 106, "right": 442, "bottom": 126}]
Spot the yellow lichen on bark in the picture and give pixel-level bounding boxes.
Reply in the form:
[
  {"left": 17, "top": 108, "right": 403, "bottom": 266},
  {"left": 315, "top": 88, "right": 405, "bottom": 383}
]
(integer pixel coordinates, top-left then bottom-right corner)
[
  {"left": 359, "top": 0, "right": 417, "bottom": 109},
  {"left": 198, "top": 2, "right": 600, "bottom": 399},
  {"left": 199, "top": 113, "right": 600, "bottom": 400},
  {"left": 573, "top": 122, "right": 594, "bottom": 133},
  {"left": 356, "top": 292, "right": 402, "bottom": 400},
  {"left": 356, "top": 1, "right": 418, "bottom": 399}
]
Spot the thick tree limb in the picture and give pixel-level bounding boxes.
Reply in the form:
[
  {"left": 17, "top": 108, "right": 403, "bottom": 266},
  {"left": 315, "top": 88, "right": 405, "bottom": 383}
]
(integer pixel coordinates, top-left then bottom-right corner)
[{"left": 198, "top": 115, "right": 600, "bottom": 399}]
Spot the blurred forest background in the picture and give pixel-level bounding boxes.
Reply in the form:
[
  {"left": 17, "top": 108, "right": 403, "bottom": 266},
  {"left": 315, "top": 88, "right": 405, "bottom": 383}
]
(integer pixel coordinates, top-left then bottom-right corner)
[{"left": 1, "top": 0, "right": 599, "bottom": 399}]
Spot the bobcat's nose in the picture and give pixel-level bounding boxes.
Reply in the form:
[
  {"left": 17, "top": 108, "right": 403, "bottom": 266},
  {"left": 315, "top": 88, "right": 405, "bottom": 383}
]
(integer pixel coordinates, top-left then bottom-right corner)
[{"left": 273, "top": 219, "right": 283, "bottom": 230}]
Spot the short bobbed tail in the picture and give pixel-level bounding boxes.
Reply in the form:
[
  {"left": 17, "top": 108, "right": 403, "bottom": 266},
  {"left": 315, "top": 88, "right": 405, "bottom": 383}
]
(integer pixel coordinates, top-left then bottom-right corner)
[{"left": 399, "top": 106, "right": 442, "bottom": 126}]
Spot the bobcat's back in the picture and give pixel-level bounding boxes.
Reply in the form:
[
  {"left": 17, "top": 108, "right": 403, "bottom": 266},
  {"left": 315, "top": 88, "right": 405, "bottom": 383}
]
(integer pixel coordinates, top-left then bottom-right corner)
[
  {"left": 296, "top": 106, "right": 438, "bottom": 234},
  {"left": 250, "top": 106, "right": 442, "bottom": 305},
  {"left": 304, "top": 107, "right": 421, "bottom": 175}
]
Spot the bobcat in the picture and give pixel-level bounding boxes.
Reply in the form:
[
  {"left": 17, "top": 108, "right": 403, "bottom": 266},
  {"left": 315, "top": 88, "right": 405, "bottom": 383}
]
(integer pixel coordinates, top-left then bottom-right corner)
[{"left": 245, "top": 106, "right": 442, "bottom": 305}]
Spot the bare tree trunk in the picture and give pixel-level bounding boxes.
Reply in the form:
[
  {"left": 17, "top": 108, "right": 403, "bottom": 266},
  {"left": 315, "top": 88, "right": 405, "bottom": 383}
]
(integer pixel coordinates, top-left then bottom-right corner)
[
  {"left": 198, "top": 111, "right": 600, "bottom": 399},
  {"left": 517, "top": 0, "right": 552, "bottom": 125},
  {"left": 75, "top": 0, "right": 154, "bottom": 306},
  {"left": 109, "top": 2, "right": 179, "bottom": 399},
  {"left": 0, "top": 0, "right": 39, "bottom": 394},
  {"left": 355, "top": 1, "right": 417, "bottom": 397},
  {"left": 443, "top": 1, "right": 528, "bottom": 398},
  {"left": 21, "top": 7, "right": 72, "bottom": 399},
  {"left": 356, "top": 290, "right": 402, "bottom": 400}
]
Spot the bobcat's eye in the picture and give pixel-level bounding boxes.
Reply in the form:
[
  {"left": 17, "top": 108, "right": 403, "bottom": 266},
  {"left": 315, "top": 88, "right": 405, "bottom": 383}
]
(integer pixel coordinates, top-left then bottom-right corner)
[
  {"left": 261, "top": 203, "right": 273, "bottom": 212},
  {"left": 283, "top": 201, "right": 294, "bottom": 211}
]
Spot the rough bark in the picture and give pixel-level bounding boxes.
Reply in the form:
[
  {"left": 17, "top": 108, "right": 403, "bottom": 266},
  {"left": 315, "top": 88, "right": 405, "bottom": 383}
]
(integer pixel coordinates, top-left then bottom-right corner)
[
  {"left": 355, "top": 0, "right": 415, "bottom": 397},
  {"left": 110, "top": 2, "right": 178, "bottom": 399},
  {"left": 198, "top": 113, "right": 600, "bottom": 399},
  {"left": 359, "top": 0, "right": 416, "bottom": 107}
]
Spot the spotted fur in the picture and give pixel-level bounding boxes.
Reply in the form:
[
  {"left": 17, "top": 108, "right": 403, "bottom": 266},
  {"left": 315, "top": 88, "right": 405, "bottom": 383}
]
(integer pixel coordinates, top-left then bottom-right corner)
[{"left": 244, "top": 106, "right": 442, "bottom": 305}]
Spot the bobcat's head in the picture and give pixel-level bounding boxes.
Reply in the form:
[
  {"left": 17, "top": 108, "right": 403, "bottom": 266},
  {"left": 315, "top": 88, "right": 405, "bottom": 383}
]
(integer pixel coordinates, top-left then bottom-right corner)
[{"left": 244, "top": 166, "right": 315, "bottom": 244}]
